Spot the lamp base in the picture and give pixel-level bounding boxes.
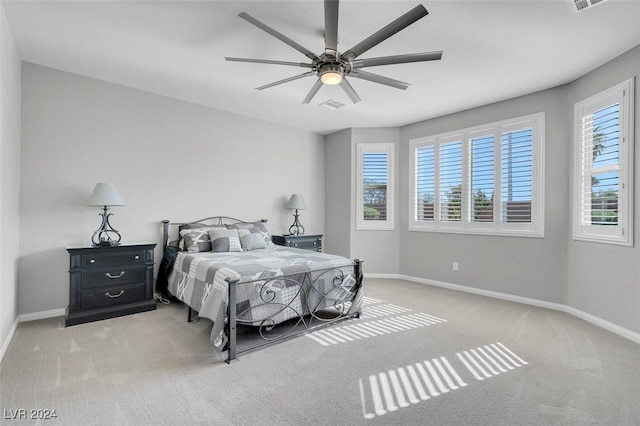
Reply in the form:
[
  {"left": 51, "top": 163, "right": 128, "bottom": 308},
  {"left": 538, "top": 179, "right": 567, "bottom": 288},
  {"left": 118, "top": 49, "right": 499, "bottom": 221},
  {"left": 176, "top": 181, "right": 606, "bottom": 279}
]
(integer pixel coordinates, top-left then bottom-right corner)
[
  {"left": 288, "top": 209, "right": 305, "bottom": 236},
  {"left": 91, "top": 206, "right": 122, "bottom": 247},
  {"left": 95, "top": 240, "right": 119, "bottom": 247}
]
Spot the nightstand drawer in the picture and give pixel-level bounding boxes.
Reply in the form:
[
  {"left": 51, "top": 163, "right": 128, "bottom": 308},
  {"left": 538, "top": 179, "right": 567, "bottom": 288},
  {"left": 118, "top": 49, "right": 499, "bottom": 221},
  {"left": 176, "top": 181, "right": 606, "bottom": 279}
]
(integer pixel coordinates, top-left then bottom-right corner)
[
  {"left": 272, "top": 234, "right": 323, "bottom": 252},
  {"left": 82, "top": 251, "right": 144, "bottom": 269},
  {"left": 82, "top": 266, "right": 146, "bottom": 289},
  {"left": 81, "top": 284, "right": 146, "bottom": 310},
  {"left": 289, "top": 240, "right": 321, "bottom": 251}
]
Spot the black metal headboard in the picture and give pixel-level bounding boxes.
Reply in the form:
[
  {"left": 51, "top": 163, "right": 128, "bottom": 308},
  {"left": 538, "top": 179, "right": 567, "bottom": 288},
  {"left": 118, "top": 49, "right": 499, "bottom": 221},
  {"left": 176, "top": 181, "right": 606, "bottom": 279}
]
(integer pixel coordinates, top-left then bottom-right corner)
[{"left": 161, "top": 216, "right": 268, "bottom": 251}]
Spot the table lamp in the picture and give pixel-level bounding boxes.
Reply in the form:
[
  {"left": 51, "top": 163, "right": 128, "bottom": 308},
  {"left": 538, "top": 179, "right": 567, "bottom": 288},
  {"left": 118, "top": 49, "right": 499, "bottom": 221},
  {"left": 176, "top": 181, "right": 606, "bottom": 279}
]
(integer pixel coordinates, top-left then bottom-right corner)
[
  {"left": 87, "top": 182, "right": 125, "bottom": 246},
  {"left": 286, "top": 194, "right": 306, "bottom": 235}
]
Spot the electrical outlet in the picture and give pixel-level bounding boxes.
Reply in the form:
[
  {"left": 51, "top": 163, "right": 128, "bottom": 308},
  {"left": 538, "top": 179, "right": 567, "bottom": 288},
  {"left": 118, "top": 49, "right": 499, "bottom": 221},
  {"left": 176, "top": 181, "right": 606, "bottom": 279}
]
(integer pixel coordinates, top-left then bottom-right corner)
[{"left": 452, "top": 262, "right": 459, "bottom": 272}]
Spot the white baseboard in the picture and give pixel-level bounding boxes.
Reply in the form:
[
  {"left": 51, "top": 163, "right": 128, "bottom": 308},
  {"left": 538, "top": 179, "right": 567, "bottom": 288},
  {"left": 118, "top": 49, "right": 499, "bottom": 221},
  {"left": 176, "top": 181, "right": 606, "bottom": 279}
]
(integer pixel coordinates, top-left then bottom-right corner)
[
  {"left": 365, "top": 272, "right": 640, "bottom": 345},
  {"left": 17, "top": 308, "right": 65, "bottom": 323},
  {"left": 563, "top": 306, "right": 640, "bottom": 344},
  {"left": 364, "top": 273, "right": 402, "bottom": 280},
  {"left": 0, "top": 308, "right": 66, "bottom": 364},
  {"left": 0, "top": 317, "right": 19, "bottom": 364}
]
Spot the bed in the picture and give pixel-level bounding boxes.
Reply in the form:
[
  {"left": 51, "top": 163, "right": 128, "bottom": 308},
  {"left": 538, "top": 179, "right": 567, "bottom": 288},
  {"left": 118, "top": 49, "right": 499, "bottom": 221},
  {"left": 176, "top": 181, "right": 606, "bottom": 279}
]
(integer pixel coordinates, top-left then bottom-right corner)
[{"left": 157, "top": 216, "right": 364, "bottom": 363}]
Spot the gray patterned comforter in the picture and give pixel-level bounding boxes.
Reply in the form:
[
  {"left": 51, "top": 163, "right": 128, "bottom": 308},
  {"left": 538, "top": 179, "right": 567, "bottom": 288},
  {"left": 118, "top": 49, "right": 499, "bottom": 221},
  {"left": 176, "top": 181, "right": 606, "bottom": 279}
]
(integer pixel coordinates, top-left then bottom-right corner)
[{"left": 166, "top": 246, "right": 362, "bottom": 349}]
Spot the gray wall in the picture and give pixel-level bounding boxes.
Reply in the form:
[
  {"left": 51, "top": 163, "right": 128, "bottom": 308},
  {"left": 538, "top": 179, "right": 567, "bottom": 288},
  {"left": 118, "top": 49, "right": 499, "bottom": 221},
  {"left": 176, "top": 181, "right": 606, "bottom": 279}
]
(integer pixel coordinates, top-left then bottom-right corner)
[
  {"left": 399, "top": 87, "right": 569, "bottom": 304},
  {"left": 324, "top": 127, "right": 401, "bottom": 274},
  {"left": 350, "top": 128, "right": 400, "bottom": 274},
  {"left": 397, "top": 46, "right": 639, "bottom": 334},
  {"left": 566, "top": 46, "right": 640, "bottom": 333},
  {"left": 0, "top": 4, "right": 22, "bottom": 354},
  {"left": 19, "top": 63, "right": 325, "bottom": 315},
  {"left": 324, "top": 129, "right": 352, "bottom": 258}
]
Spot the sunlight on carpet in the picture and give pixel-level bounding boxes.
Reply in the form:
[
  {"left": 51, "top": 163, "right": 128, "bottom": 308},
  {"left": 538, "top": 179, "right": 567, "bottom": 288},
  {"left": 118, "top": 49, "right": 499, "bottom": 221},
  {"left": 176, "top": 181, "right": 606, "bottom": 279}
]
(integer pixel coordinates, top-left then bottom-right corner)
[
  {"left": 306, "top": 296, "right": 448, "bottom": 346},
  {"left": 358, "top": 342, "right": 528, "bottom": 420}
]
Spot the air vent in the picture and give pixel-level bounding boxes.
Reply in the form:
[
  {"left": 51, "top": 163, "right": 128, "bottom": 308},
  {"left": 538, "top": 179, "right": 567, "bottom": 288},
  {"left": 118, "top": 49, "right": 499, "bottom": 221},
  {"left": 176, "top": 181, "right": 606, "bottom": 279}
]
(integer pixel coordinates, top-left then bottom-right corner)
[
  {"left": 570, "top": 0, "right": 608, "bottom": 12},
  {"left": 319, "top": 99, "right": 345, "bottom": 110}
]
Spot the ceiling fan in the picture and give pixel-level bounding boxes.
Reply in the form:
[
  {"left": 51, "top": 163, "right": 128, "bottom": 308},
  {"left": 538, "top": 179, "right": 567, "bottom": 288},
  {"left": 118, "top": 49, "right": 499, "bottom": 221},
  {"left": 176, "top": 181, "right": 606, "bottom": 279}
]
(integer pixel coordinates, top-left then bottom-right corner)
[{"left": 225, "top": 0, "right": 443, "bottom": 104}]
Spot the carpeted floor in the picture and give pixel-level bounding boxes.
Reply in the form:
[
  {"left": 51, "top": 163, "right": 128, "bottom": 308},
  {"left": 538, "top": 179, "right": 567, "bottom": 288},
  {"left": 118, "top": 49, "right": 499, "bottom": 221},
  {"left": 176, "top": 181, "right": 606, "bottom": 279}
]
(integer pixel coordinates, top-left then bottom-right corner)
[{"left": 1, "top": 278, "right": 638, "bottom": 425}]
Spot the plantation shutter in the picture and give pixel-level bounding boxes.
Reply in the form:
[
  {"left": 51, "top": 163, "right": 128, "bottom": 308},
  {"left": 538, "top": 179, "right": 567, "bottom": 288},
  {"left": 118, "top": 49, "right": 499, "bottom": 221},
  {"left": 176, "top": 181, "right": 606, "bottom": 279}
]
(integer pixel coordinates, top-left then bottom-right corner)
[
  {"left": 470, "top": 134, "right": 495, "bottom": 222},
  {"left": 501, "top": 128, "right": 533, "bottom": 223},
  {"left": 362, "top": 152, "right": 388, "bottom": 221},
  {"left": 573, "top": 79, "right": 632, "bottom": 246},
  {"left": 578, "top": 103, "right": 620, "bottom": 226},
  {"left": 439, "top": 141, "right": 463, "bottom": 222},
  {"left": 410, "top": 112, "right": 544, "bottom": 236},
  {"left": 415, "top": 145, "right": 435, "bottom": 221}
]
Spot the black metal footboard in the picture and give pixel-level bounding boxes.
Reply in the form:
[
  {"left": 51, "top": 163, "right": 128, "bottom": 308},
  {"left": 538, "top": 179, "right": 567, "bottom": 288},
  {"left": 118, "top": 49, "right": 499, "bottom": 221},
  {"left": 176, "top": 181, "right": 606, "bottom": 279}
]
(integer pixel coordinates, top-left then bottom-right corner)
[{"left": 224, "top": 259, "right": 364, "bottom": 363}]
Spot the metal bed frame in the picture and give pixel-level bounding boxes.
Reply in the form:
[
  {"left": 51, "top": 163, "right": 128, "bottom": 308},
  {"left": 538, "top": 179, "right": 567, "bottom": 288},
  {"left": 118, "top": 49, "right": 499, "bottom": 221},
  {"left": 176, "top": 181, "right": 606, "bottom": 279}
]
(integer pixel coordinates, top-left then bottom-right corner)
[{"left": 161, "top": 217, "right": 363, "bottom": 363}]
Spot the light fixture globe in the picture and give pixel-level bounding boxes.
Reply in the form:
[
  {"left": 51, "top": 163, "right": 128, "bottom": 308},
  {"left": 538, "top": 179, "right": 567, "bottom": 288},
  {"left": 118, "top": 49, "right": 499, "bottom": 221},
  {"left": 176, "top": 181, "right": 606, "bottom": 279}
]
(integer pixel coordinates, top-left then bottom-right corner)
[{"left": 320, "top": 64, "right": 343, "bottom": 85}]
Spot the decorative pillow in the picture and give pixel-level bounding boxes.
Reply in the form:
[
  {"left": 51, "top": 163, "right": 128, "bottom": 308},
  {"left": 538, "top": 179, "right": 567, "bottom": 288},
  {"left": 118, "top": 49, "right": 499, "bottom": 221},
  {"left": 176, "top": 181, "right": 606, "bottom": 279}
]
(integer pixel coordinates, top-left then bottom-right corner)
[
  {"left": 178, "top": 223, "right": 207, "bottom": 250},
  {"left": 208, "top": 228, "right": 243, "bottom": 252},
  {"left": 179, "top": 226, "right": 225, "bottom": 252},
  {"left": 237, "top": 228, "right": 268, "bottom": 251},
  {"left": 227, "top": 221, "right": 274, "bottom": 247}
]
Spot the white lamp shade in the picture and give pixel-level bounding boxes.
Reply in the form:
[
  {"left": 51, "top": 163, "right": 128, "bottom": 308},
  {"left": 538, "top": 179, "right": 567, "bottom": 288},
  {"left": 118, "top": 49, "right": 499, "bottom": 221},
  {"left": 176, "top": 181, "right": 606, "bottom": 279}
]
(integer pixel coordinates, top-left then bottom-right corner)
[
  {"left": 87, "top": 183, "right": 125, "bottom": 206},
  {"left": 286, "top": 194, "right": 306, "bottom": 210}
]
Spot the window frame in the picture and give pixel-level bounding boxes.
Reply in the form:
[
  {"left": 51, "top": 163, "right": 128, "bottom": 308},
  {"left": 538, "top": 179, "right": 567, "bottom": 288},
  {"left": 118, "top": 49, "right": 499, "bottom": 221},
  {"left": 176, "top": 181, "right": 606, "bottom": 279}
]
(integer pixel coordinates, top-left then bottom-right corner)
[
  {"left": 409, "top": 112, "right": 545, "bottom": 237},
  {"left": 356, "top": 142, "right": 395, "bottom": 231},
  {"left": 572, "top": 78, "right": 634, "bottom": 247}
]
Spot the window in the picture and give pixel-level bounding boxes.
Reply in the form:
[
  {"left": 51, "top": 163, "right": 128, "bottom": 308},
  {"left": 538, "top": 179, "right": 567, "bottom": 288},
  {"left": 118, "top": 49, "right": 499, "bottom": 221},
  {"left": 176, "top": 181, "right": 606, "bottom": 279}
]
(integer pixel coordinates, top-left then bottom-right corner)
[
  {"left": 573, "top": 79, "right": 634, "bottom": 246},
  {"left": 410, "top": 112, "right": 544, "bottom": 237},
  {"left": 357, "top": 143, "right": 394, "bottom": 230}
]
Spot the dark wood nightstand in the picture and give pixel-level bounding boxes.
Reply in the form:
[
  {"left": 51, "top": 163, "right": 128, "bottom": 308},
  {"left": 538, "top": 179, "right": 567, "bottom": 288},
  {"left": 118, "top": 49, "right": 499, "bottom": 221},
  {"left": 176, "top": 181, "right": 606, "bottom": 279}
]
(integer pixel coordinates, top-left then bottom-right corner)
[
  {"left": 272, "top": 234, "right": 323, "bottom": 252},
  {"left": 65, "top": 243, "right": 157, "bottom": 326}
]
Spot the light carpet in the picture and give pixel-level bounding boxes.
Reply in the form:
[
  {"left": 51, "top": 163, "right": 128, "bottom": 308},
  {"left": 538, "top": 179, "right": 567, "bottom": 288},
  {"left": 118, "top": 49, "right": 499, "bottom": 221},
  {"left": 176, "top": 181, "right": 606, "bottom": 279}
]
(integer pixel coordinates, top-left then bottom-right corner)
[{"left": 1, "top": 278, "right": 638, "bottom": 425}]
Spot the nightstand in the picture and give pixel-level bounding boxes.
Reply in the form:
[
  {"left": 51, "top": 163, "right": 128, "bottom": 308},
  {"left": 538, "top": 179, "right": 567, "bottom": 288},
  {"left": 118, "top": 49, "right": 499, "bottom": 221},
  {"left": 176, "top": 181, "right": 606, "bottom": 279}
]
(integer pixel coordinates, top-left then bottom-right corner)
[
  {"left": 65, "top": 243, "right": 157, "bottom": 326},
  {"left": 272, "top": 234, "right": 323, "bottom": 252}
]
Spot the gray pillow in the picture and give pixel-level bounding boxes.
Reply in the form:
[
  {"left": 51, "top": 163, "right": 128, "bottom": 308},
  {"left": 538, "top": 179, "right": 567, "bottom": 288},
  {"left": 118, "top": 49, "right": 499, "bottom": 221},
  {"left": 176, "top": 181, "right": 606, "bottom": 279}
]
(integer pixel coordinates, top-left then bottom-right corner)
[
  {"left": 208, "top": 228, "right": 243, "bottom": 252},
  {"left": 238, "top": 229, "right": 268, "bottom": 250},
  {"left": 179, "top": 226, "right": 224, "bottom": 252},
  {"left": 227, "top": 221, "right": 274, "bottom": 247}
]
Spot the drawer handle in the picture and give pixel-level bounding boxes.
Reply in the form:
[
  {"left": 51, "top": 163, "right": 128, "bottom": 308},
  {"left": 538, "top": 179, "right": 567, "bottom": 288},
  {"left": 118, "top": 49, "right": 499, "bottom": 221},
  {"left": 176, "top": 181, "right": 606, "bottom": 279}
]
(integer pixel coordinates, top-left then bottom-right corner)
[
  {"left": 105, "top": 290, "right": 124, "bottom": 298},
  {"left": 105, "top": 271, "right": 125, "bottom": 279},
  {"left": 90, "top": 259, "right": 96, "bottom": 264},
  {"left": 293, "top": 243, "right": 298, "bottom": 247},
  {"left": 134, "top": 255, "right": 140, "bottom": 260}
]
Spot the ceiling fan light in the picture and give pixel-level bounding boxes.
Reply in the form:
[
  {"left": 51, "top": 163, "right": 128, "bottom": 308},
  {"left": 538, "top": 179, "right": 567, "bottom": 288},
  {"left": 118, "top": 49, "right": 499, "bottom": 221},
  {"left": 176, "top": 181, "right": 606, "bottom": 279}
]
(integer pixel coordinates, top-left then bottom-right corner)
[{"left": 320, "top": 67, "right": 343, "bottom": 85}]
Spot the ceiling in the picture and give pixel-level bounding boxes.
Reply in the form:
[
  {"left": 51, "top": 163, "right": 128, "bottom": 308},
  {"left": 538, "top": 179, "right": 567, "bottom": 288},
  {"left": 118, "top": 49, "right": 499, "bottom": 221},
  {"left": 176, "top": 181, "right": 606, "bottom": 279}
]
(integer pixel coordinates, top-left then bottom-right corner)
[{"left": 3, "top": 0, "right": 640, "bottom": 135}]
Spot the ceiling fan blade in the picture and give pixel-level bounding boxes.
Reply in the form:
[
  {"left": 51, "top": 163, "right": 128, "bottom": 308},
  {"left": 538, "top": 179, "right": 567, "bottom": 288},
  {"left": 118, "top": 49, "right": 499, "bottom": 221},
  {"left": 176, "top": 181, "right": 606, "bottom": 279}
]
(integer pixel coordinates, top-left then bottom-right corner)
[
  {"left": 349, "top": 70, "right": 410, "bottom": 90},
  {"left": 256, "top": 71, "right": 315, "bottom": 91},
  {"left": 351, "top": 51, "right": 443, "bottom": 68},
  {"left": 302, "top": 78, "right": 324, "bottom": 104},
  {"left": 225, "top": 57, "right": 313, "bottom": 68},
  {"left": 324, "top": 0, "right": 339, "bottom": 57},
  {"left": 238, "top": 12, "right": 321, "bottom": 62},
  {"left": 341, "top": 5, "right": 428, "bottom": 60},
  {"left": 340, "top": 78, "right": 361, "bottom": 104}
]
